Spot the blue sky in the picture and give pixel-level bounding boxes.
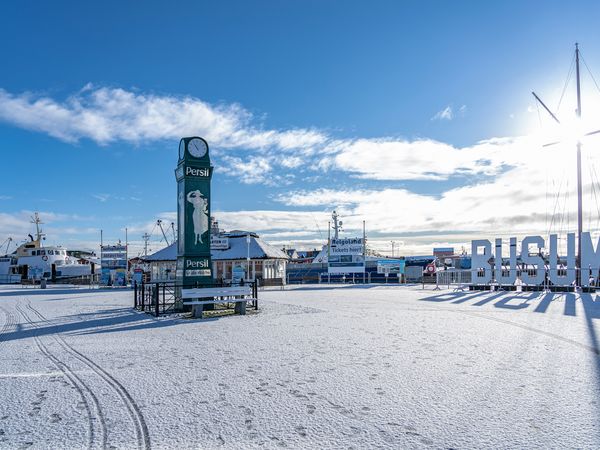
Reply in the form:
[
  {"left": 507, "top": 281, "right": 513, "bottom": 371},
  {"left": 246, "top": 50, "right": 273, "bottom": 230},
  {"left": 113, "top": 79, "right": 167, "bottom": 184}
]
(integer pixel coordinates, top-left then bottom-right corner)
[{"left": 2, "top": 1, "right": 600, "bottom": 256}]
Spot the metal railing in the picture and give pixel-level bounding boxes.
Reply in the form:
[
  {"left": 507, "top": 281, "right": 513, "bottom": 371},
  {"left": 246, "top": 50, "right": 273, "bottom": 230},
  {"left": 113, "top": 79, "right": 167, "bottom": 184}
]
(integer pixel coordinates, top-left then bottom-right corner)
[
  {"left": 462, "top": 268, "right": 598, "bottom": 292},
  {"left": 436, "top": 270, "right": 472, "bottom": 288}
]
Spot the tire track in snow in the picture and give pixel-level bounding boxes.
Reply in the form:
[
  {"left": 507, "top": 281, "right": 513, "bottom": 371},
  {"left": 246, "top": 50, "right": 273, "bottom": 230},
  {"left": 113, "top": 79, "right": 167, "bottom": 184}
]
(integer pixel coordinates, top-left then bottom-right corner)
[
  {"left": 15, "top": 303, "right": 107, "bottom": 450},
  {"left": 25, "top": 302, "right": 151, "bottom": 450},
  {"left": 0, "top": 305, "right": 15, "bottom": 350}
]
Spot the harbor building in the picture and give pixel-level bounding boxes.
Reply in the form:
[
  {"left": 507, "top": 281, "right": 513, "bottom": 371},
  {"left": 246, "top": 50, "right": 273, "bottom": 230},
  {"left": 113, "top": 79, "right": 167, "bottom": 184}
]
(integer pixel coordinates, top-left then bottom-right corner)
[{"left": 142, "top": 230, "right": 289, "bottom": 285}]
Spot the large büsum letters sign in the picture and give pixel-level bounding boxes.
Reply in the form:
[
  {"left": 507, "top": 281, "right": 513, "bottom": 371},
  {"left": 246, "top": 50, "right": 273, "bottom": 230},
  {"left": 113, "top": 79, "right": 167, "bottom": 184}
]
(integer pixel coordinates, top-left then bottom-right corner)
[
  {"left": 471, "top": 232, "right": 600, "bottom": 287},
  {"left": 175, "top": 137, "right": 212, "bottom": 287}
]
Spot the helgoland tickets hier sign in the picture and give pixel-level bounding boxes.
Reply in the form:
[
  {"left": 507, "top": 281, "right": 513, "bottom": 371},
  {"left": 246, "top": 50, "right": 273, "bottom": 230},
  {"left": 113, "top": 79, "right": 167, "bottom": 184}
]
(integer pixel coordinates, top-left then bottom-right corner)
[{"left": 328, "top": 237, "right": 365, "bottom": 274}]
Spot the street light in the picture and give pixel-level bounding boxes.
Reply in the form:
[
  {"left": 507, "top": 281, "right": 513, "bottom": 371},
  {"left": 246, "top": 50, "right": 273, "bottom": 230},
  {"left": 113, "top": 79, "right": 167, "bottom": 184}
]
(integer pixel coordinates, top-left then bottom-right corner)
[
  {"left": 390, "top": 241, "right": 396, "bottom": 258},
  {"left": 246, "top": 233, "right": 251, "bottom": 281}
]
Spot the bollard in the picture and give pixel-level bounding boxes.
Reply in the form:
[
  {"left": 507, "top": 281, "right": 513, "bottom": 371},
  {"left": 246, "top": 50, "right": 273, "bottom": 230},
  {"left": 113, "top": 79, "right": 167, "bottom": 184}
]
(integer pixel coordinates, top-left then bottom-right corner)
[
  {"left": 235, "top": 300, "right": 247, "bottom": 315},
  {"left": 253, "top": 281, "right": 258, "bottom": 310},
  {"left": 155, "top": 283, "right": 160, "bottom": 317}
]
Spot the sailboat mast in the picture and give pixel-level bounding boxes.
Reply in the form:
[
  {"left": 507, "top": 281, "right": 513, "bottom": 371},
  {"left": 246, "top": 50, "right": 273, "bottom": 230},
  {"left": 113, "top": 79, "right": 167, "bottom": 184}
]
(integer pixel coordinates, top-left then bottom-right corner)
[{"left": 575, "top": 43, "right": 583, "bottom": 278}]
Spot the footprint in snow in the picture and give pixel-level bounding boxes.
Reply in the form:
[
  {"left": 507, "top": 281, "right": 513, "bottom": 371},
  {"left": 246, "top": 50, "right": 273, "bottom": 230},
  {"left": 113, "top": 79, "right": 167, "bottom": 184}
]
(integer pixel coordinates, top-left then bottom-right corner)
[{"left": 295, "top": 426, "right": 307, "bottom": 437}]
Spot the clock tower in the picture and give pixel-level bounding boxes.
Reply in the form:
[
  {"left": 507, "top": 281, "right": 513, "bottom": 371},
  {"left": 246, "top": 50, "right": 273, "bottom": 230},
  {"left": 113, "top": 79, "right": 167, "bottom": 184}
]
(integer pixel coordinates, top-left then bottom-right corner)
[{"left": 175, "top": 137, "right": 213, "bottom": 297}]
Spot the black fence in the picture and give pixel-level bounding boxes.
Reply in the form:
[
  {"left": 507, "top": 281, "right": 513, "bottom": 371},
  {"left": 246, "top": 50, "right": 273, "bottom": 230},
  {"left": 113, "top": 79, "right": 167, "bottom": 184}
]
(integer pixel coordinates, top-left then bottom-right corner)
[{"left": 133, "top": 280, "right": 259, "bottom": 317}]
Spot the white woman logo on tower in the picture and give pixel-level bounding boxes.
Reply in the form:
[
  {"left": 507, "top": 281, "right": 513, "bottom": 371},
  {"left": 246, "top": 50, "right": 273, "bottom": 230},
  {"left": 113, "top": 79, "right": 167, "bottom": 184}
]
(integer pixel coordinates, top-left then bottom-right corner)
[{"left": 186, "top": 189, "right": 208, "bottom": 245}]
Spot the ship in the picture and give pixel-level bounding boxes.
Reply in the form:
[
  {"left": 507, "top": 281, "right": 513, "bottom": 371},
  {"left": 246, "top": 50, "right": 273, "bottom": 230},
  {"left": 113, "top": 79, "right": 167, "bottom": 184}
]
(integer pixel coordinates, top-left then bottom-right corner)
[{"left": 0, "top": 213, "right": 96, "bottom": 283}]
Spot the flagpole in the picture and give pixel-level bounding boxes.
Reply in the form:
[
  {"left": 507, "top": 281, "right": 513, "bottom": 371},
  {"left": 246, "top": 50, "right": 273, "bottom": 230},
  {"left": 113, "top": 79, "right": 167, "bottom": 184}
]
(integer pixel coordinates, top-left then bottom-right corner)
[{"left": 575, "top": 43, "right": 583, "bottom": 285}]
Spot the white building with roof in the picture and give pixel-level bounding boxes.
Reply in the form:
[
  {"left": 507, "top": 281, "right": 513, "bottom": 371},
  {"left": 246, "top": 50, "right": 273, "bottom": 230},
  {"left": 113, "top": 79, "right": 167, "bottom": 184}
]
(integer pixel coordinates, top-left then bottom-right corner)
[{"left": 142, "top": 230, "right": 289, "bottom": 284}]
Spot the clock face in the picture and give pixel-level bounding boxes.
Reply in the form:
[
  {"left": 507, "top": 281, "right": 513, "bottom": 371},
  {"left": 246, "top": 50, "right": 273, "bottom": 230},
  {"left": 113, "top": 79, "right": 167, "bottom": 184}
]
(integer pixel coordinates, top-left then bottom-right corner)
[
  {"left": 178, "top": 139, "right": 185, "bottom": 159},
  {"left": 188, "top": 138, "right": 208, "bottom": 158}
]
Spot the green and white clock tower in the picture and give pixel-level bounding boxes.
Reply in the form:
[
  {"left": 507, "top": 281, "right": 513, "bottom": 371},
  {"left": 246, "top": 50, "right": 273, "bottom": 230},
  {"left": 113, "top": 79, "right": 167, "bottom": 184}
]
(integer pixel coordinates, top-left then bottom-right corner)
[{"left": 175, "top": 136, "right": 213, "bottom": 290}]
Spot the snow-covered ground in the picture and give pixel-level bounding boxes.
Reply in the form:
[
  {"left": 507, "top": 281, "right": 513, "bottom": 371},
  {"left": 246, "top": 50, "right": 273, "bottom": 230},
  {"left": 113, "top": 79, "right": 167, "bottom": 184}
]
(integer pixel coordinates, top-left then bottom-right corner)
[{"left": 1, "top": 283, "right": 599, "bottom": 449}]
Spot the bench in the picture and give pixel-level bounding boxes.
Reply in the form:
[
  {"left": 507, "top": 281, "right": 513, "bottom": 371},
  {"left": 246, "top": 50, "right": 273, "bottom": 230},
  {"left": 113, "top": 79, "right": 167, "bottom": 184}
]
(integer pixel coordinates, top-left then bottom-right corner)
[{"left": 181, "top": 286, "right": 257, "bottom": 318}]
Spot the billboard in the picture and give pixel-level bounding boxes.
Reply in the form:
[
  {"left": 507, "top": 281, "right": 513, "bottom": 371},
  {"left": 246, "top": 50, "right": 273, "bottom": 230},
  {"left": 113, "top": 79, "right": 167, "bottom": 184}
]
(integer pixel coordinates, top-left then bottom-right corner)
[
  {"left": 328, "top": 237, "right": 365, "bottom": 274},
  {"left": 377, "top": 259, "right": 406, "bottom": 275},
  {"left": 211, "top": 236, "right": 229, "bottom": 250},
  {"left": 101, "top": 244, "right": 127, "bottom": 286}
]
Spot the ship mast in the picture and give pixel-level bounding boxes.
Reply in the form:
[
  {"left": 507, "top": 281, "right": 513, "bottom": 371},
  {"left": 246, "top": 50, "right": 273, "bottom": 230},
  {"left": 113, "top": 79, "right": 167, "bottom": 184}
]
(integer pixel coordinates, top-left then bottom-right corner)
[
  {"left": 30, "top": 213, "right": 45, "bottom": 244},
  {"left": 532, "top": 43, "right": 592, "bottom": 284},
  {"left": 331, "top": 210, "right": 343, "bottom": 240},
  {"left": 575, "top": 43, "right": 583, "bottom": 276}
]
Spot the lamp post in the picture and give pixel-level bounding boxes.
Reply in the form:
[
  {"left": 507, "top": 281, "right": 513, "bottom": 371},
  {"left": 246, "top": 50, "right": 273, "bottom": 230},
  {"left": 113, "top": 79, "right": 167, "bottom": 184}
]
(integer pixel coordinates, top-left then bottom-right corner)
[
  {"left": 246, "top": 233, "right": 251, "bottom": 281},
  {"left": 390, "top": 241, "right": 396, "bottom": 258}
]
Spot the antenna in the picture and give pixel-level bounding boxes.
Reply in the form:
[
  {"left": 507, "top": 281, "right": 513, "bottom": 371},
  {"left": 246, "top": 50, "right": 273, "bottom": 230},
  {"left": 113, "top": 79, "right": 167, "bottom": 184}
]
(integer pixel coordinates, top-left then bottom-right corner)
[
  {"left": 157, "top": 219, "right": 170, "bottom": 246},
  {"left": 1, "top": 237, "right": 12, "bottom": 255},
  {"left": 30, "top": 212, "right": 45, "bottom": 243},
  {"left": 331, "top": 210, "right": 343, "bottom": 240},
  {"left": 142, "top": 232, "right": 150, "bottom": 257},
  {"left": 170, "top": 222, "right": 176, "bottom": 242}
]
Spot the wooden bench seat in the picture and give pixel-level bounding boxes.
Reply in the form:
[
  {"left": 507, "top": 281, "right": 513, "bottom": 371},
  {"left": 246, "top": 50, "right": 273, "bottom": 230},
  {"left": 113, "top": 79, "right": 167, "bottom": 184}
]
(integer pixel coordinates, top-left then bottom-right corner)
[
  {"left": 183, "top": 298, "right": 257, "bottom": 306},
  {"left": 181, "top": 286, "right": 256, "bottom": 318}
]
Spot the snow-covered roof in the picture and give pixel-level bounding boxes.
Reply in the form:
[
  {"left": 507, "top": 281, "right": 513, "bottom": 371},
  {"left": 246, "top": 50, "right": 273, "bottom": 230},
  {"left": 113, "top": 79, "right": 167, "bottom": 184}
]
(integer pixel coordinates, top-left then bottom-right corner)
[
  {"left": 143, "top": 243, "right": 177, "bottom": 261},
  {"left": 143, "top": 235, "right": 289, "bottom": 262},
  {"left": 215, "top": 235, "right": 288, "bottom": 260}
]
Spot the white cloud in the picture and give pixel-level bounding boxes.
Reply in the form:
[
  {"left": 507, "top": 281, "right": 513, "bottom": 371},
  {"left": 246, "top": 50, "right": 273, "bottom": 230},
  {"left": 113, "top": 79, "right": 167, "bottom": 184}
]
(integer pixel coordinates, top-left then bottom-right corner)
[
  {"left": 322, "top": 136, "right": 525, "bottom": 181},
  {"left": 0, "top": 86, "right": 327, "bottom": 151},
  {"left": 277, "top": 188, "right": 375, "bottom": 207},
  {"left": 0, "top": 86, "right": 527, "bottom": 185},
  {"left": 280, "top": 155, "right": 304, "bottom": 169},
  {"left": 432, "top": 105, "right": 454, "bottom": 121},
  {"left": 268, "top": 133, "right": 600, "bottom": 254},
  {"left": 218, "top": 155, "right": 274, "bottom": 185},
  {"left": 92, "top": 193, "right": 111, "bottom": 202}
]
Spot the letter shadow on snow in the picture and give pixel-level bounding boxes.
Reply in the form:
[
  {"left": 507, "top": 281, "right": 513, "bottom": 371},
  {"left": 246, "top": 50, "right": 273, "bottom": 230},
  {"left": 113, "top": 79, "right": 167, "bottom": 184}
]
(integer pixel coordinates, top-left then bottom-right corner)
[
  {"left": 419, "top": 290, "right": 489, "bottom": 304},
  {"left": 421, "top": 290, "right": 541, "bottom": 311},
  {"left": 579, "top": 294, "right": 600, "bottom": 398}
]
